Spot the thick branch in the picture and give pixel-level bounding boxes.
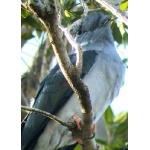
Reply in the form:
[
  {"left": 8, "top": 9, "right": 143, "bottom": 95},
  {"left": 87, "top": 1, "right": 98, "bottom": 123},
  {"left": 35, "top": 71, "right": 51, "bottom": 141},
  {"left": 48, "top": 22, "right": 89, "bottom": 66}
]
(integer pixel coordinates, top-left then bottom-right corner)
[
  {"left": 95, "top": 0, "right": 128, "bottom": 26},
  {"left": 76, "top": 45, "right": 83, "bottom": 76},
  {"left": 26, "top": 0, "right": 98, "bottom": 149},
  {"left": 31, "top": 0, "right": 92, "bottom": 113},
  {"left": 46, "top": 14, "right": 94, "bottom": 148}
]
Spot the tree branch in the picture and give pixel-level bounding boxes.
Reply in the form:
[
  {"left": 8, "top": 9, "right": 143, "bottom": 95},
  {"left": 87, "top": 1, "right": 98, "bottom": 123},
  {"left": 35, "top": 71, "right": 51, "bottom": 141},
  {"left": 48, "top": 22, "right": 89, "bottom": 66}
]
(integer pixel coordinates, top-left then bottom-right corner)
[
  {"left": 95, "top": 0, "right": 128, "bottom": 26},
  {"left": 21, "top": 105, "right": 73, "bottom": 128},
  {"left": 76, "top": 45, "right": 83, "bottom": 77},
  {"left": 24, "top": 0, "right": 99, "bottom": 149}
]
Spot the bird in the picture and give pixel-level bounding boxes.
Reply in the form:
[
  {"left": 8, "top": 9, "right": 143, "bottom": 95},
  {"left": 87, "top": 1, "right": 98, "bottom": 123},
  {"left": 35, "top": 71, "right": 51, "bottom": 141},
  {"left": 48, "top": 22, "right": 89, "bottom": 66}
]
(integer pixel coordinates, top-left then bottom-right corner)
[{"left": 21, "top": 11, "right": 125, "bottom": 150}]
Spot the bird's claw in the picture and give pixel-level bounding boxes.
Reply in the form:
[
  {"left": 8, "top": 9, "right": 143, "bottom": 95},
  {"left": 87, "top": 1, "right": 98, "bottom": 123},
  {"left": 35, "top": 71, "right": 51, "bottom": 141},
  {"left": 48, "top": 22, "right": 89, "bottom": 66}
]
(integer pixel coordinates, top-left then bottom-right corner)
[
  {"left": 72, "top": 114, "right": 82, "bottom": 130},
  {"left": 71, "top": 114, "right": 97, "bottom": 145}
]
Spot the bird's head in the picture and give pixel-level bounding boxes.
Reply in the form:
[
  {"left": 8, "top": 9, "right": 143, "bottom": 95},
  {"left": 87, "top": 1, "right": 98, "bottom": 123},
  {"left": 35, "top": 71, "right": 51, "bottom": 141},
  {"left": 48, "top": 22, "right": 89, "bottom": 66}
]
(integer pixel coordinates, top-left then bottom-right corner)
[{"left": 68, "top": 12, "right": 114, "bottom": 50}]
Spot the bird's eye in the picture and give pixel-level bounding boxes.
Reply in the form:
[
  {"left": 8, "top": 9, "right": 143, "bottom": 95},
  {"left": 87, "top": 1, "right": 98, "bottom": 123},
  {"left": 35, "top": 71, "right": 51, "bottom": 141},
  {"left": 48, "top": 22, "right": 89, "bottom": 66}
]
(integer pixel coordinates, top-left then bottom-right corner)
[{"left": 77, "top": 30, "right": 82, "bottom": 35}]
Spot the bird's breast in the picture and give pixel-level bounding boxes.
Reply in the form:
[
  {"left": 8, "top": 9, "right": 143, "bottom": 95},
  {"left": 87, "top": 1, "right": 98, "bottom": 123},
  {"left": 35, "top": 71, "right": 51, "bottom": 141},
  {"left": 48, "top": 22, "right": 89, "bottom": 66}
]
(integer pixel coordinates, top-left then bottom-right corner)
[{"left": 33, "top": 52, "right": 125, "bottom": 150}]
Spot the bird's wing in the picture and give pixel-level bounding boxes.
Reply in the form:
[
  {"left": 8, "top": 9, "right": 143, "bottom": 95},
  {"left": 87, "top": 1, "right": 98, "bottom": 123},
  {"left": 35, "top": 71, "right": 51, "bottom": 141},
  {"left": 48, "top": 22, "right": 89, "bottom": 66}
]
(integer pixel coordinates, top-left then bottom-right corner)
[{"left": 21, "top": 50, "right": 98, "bottom": 150}]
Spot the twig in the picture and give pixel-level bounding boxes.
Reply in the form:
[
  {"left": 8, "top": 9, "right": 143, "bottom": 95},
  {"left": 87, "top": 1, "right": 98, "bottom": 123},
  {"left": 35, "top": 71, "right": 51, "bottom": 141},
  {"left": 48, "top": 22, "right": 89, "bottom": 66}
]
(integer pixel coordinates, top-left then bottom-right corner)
[
  {"left": 21, "top": 105, "right": 72, "bottom": 128},
  {"left": 95, "top": 0, "right": 128, "bottom": 26},
  {"left": 58, "top": 25, "right": 83, "bottom": 76},
  {"left": 76, "top": 45, "right": 83, "bottom": 77},
  {"left": 80, "top": 0, "right": 89, "bottom": 17}
]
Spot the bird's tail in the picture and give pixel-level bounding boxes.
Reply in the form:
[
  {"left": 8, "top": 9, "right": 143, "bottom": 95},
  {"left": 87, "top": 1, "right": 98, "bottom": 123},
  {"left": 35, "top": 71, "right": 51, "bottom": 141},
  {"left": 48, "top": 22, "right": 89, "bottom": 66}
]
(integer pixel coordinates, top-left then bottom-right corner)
[{"left": 58, "top": 143, "right": 77, "bottom": 150}]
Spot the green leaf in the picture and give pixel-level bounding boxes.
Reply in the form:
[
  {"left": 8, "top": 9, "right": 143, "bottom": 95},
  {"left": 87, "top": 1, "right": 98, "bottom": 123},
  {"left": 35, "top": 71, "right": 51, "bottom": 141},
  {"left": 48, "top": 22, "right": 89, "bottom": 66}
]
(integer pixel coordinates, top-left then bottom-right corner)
[
  {"left": 70, "top": 11, "right": 83, "bottom": 17},
  {"left": 36, "top": 30, "right": 42, "bottom": 38},
  {"left": 59, "top": 0, "right": 63, "bottom": 5},
  {"left": 120, "top": 1, "right": 128, "bottom": 11},
  {"left": 21, "top": 32, "right": 34, "bottom": 40},
  {"left": 110, "top": 138, "right": 127, "bottom": 150},
  {"left": 45, "top": 46, "right": 52, "bottom": 57},
  {"left": 22, "top": 15, "right": 42, "bottom": 31},
  {"left": 21, "top": 8, "right": 29, "bottom": 18},
  {"left": 96, "top": 138, "right": 108, "bottom": 145},
  {"left": 64, "top": 10, "right": 71, "bottom": 17},
  {"left": 114, "top": 112, "right": 128, "bottom": 123},
  {"left": 64, "top": 0, "right": 75, "bottom": 10},
  {"left": 111, "top": 21, "right": 122, "bottom": 44},
  {"left": 104, "top": 106, "right": 114, "bottom": 123},
  {"left": 87, "top": 2, "right": 97, "bottom": 9},
  {"left": 122, "top": 31, "right": 128, "bottom": 46},
  {"left": 74, "top": 144, "right": 82, "bottom": 150},
  {"left": 118, "top": 22, "right": 125, "bottom": 35},
  {"left": 114, "top": 118, "right": 128, "bottom": 136}
]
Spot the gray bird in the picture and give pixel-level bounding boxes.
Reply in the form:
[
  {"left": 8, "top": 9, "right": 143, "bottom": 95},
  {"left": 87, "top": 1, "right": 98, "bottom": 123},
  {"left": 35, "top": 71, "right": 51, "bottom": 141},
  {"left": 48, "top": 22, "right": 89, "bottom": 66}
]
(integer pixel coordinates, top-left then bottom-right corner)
[{"left": 21, "top": 12, "right": 125, "bottom": 150}]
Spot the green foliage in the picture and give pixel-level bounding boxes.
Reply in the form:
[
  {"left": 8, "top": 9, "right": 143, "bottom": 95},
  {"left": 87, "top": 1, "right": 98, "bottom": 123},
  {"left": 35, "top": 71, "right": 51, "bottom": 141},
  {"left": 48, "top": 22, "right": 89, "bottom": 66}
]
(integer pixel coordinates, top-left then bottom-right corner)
[
  {"left": 120, "top": 0, "right": 128, "bottom": 12},
  {"left": 73, "top": 106, "right": 128, "bottom": 150},
  {"left": 21, "top": 7, "right": 45, "bottom": 46},
  {"left": 111, "top": 21, "right": 123, "bottom": 45},
  {"left": 111, "top": 21, "right": 128, "bottom": 47},
  {"left": 21, "top": 0, "right": 128, "bottom": 47},
  {"left": 122, "top": 32, "right": 128, "bottom": 47},
  {"left": 21, "top": 8, "right": 30, "bottom": 18},
  {"left": 21, "top": 15, "right": 43, "bottom": 32},
  {"left": 74, "top": 144, "right": 82, "bottom": 150},
  {"left": 63, "top": 0, "right": 75, "bottom": 10},
  {"left": 21, "top": 32, "right": 34, "bottom": 40},
  {"left": 104, "top": 105, "right": 114, "bottom": 123},
  {"left": 96, "top": 107, "right": 128, "bottom": 150}
]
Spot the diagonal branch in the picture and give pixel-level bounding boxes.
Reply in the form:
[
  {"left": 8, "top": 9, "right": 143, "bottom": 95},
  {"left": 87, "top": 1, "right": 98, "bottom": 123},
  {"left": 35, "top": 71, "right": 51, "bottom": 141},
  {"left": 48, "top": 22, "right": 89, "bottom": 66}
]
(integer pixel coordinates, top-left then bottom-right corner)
[
  {"left": 95, "top": 0, "right": 128, "bottom": 26},
  {"left": 21, "top": 105, "right": 73, "bottom": 128},
  {"left": 25, "top": 0, "right": 98, "bottom": 149},
  {"left": 76, "top": 45, "right": 83, "bottom": 77}
]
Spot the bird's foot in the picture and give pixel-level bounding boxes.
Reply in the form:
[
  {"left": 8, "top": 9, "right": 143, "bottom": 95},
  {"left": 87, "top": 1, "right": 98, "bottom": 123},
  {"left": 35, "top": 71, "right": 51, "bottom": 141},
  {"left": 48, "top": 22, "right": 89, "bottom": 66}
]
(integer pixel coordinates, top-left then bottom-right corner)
[
  {"left": 89, "top": 123, "right": 96, "bottom": 139},
  {"left": 71, "top": 114, "right": 97, "bottom": 144},
  {"left": 73, "top": 135, "right": 83, "bottom": 145},
  {"left": 72, "top": 114, "right": 82, "bottom": 130}
]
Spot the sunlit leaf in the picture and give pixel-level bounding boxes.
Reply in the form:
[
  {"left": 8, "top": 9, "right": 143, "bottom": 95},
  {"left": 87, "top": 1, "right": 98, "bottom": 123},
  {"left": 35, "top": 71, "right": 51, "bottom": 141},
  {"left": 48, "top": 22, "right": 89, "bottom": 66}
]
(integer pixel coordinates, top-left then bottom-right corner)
[
  {"left": 59, "top": 0, "right": 63, "bottom": 5},
  {"left": 74, "top": 144, "right": 82, "bottom": 150},
  {"left": 114, "top": 112, "right": 128, "bottom": 123},
  {"left": 120, "top": 1, "right": 128, "bottom": 11},
  {"left": 118, "top": 22, "right": 125, "bottom": 35},
  {"left": 64, "top": 10, "right": 71, "bottom": 17},
  {"left": 21, "top": 8, "right": 29, "bottom": 18},
  {"left": 104, "top": 106, "right": 114, "bottom": 123}
]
